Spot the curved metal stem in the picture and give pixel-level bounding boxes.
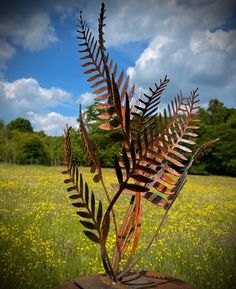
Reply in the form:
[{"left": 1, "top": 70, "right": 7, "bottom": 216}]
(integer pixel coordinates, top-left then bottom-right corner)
[{"left": 118, "top": 210, "right": 169, "bottom": 280}]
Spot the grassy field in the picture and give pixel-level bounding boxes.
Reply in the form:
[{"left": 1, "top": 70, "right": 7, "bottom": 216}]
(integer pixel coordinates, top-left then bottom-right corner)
[{"left": 0, "top": 164, "right": 235, "bottom": 289}]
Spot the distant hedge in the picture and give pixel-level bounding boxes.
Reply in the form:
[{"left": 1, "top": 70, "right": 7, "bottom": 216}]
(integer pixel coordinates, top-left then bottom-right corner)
[{"left": 0, "top": 99, "right": 235, "bottom": 176}]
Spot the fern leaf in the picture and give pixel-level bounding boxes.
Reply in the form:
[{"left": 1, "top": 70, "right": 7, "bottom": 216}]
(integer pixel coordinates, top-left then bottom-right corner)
[
  {"left": 131, "top": 75, "right": 169, "bottom": 133},
  {"left": 80, "top": 221, "right": 97, "bottom": 230},
  {"left": 167, "top": 138, "right": 219, "bottom": 208},
  {"left": 62, "top": 125, "right": 108, "bottom": 245},
  {"left": 78, "top": 7, "right": 135, "bottom": 134},
  {"left": 83, "top": 231, "right": 100, "bottom": 243}
]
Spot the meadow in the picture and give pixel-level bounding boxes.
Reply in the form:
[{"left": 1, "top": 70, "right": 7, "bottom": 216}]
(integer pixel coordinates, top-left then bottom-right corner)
[{"left": 0, "top": 163, "right": 235, "bottom": 289}]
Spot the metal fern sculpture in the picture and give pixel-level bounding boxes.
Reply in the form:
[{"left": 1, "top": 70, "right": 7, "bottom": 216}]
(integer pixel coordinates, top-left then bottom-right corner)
[{"left": 62, "top": 2, "right": 218, "bottom": 286}]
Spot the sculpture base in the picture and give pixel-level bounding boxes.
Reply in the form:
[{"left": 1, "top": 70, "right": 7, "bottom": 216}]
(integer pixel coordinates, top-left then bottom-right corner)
[{"left": 55, "top": 271, "right": 197, "bottom": 289}]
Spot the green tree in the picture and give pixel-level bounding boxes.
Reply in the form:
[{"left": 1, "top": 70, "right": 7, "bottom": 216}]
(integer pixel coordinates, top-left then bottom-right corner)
[
  {"left": 7, "top": 117, "right": 33, "bottom": 133},
  {"left": 206, "top": 99, "right": 231, "bottom": 124},
  {"left": 17, "top": 135, "right": 49, "bottom": 164},
  {"left": 191, "top": 99, "right": 236, "bottom": 176},
  {"left": 84, "top": 102, "right": 99, "bottom": 123},
  {"left": 0, "top": 127, "right": 12, "bottom": 162},
  {"left": 227, "top": 111, "right": 236, "bottom": 129},
  {"left": 0, "top": 119, "right": 5, "bottom": 129},
  {"left": 44, "top": 135, "right": 64, "bottom": 166}
]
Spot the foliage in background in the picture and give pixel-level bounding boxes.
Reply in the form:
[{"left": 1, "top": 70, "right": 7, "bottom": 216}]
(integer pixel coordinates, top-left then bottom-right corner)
[
  {"left": 0, "top": 98, "right": 235, "bottom": 175},
  {"left": 190, "top": 99, "right": 236, "bottom": 176},
  {"left": 6, "top": 117, "right": 33, "bottom": 133}
]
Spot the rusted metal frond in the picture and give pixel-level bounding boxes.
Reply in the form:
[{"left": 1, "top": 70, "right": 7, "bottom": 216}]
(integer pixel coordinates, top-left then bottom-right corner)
[
  {"left": 62, "top": 125, "right": 117, "bottom": 282},
  {"left": 61, "top": 1, "right": 219, "bottom": 283},
  {"left": 77, "top": 5, "right": 134, "bottom": 133}
]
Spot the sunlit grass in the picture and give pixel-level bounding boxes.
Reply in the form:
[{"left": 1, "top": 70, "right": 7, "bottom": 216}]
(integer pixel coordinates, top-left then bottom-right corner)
[{"left": 0, "top": 164, "right": 235, "bottom": 289}]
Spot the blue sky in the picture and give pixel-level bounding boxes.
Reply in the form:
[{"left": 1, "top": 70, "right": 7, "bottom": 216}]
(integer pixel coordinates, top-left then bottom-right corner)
[{"left": 0, "top": 0, "right": 236, "bottom": 135}]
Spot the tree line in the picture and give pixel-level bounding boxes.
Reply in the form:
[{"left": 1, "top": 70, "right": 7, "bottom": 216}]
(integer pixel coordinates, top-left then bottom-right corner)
[{"left": 0, "top": 98, "right": 235, "bottom": 176}]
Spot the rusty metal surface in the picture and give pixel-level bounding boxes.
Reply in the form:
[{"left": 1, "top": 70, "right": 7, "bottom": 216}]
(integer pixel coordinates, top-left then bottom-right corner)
[
  {"left": 74, "top": 272, "right": 197, "bottom": 289},
  {"left": 61, "top": 2, "right": 218, "bottom": 282}
]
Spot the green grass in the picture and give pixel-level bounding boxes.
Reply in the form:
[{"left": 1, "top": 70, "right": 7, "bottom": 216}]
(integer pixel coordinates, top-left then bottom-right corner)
[{"left": 0, "top": 164, "right": 235, "bottom": 289}]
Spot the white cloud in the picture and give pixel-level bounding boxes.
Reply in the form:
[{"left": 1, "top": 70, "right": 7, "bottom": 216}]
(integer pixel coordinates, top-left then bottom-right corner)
[
  {"left": 127, "top": 36, "right": 172, "bottom": 88},
  {"left": 0, "top": 77, "right": 80, "bottom": 136},
  {"left": 0, "top": 0, "right": 235, "bottom": 111},
  {"left": 126, "top": 27, "right": 236, "bottom": 106},
  {"left": 0, "top": 12, "right": 58, "bottom": 52},
  {"left": 120, "top": 0, "right": 236, "bottom": 107},
  {"left": 84, "top": 0, "right": 235, "bottom": 47},
  {"left": 28, "top": 111, "right": 79, "bottom": 136},
  {"left": 190, "top": 29, "right": 236, "bottom": 54},
  {"left": 78, "top": 92, "right": 94, "bottom": 106},
  {"left": 0, "top": 40, "right": 15, "bottom": 78},
  {"left": 0, "top": 78, "right": 72, "bottom": 122},
  {"left": 0, "top": 40, "right": 15, "bottom": 65},
  {"left": 76, "top": 0, "right": 235, "bottom": 108},
  {"left": 54, "top": 4, "right": 74, "bottom": 24}
]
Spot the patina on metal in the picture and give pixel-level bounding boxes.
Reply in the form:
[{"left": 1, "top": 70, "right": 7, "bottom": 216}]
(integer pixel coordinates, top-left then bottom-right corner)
[{"left": 61, "top": 1, "right": 219, "bottom": 287}]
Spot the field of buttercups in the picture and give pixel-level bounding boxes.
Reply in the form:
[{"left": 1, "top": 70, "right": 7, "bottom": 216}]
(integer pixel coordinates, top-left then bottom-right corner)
[{"left": 0, "top": 164, "right": 235, "bottom": 289}]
